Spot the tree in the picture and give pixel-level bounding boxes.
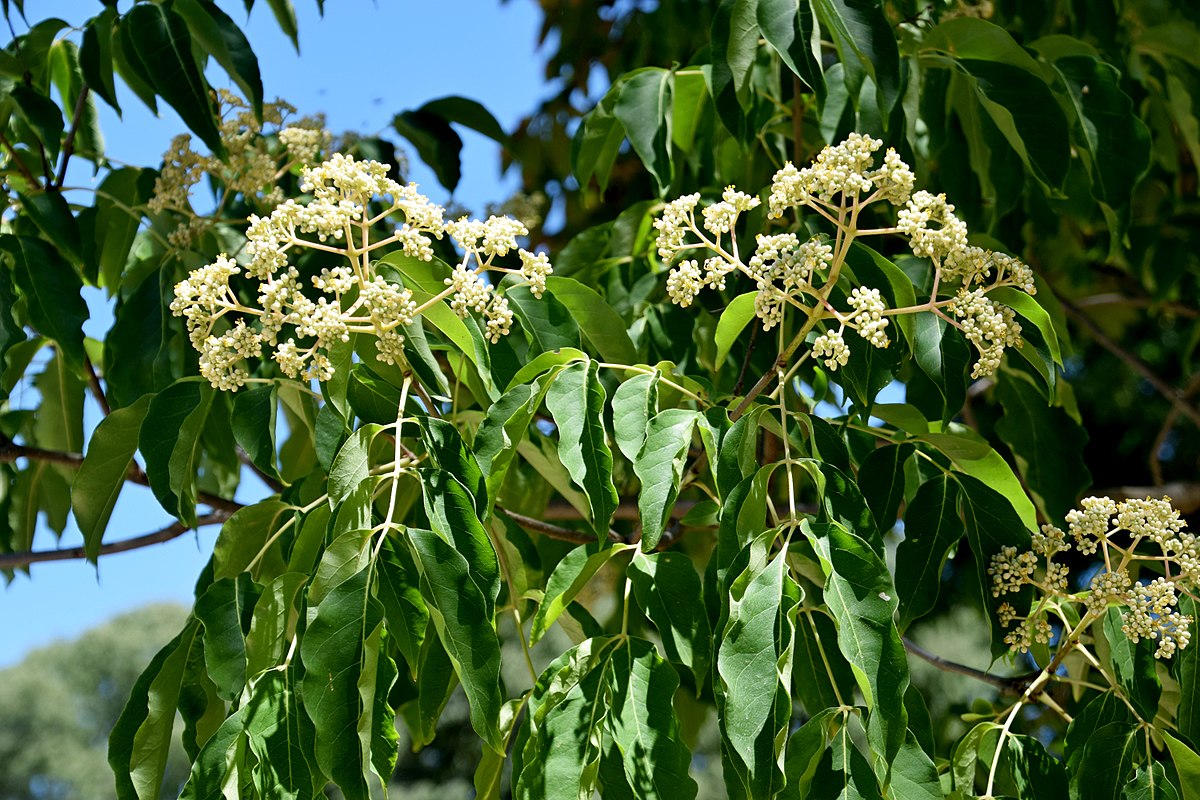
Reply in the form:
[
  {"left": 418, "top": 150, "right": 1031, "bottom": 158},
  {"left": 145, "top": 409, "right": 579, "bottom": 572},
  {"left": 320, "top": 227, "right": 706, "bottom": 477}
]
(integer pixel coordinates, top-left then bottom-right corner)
[{"left": 1, "top": 1, "right": 1199, "bottom": 798}]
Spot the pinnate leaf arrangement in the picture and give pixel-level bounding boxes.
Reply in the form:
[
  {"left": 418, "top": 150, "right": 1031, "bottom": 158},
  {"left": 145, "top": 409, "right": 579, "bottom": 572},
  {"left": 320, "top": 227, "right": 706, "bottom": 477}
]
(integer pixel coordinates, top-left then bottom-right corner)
[{"left": 3, "top": 3, "right": 1199, "bottom": 800}]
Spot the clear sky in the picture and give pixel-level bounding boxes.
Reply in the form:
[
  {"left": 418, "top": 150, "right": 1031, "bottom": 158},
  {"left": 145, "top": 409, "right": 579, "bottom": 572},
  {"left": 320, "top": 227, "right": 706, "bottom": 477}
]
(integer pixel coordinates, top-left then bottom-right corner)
[{"left": 1, "top": 0, "right": 551, "bottom": 666}]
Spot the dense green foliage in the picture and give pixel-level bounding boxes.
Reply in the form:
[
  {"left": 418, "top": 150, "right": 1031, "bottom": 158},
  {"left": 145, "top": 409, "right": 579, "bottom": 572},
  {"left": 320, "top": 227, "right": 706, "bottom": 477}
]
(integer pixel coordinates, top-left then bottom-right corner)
[{"left": 2, "top": 1, "right": 1199, "bottom": 799}]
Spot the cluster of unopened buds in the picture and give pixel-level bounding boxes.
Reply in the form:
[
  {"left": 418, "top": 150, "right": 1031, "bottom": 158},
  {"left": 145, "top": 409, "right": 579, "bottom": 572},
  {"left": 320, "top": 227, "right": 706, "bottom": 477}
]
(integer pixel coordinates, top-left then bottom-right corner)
[
  {"left": 150, "top": 91, "right": 333, "bottom": 248},
  {"left": 653, "top": 133, "right": 1038, "bottom": 378},
  {"left": 990, "top": 496, "right": 1194, "bottom": 659},
  {"left": 171, "top": 153, "right": 553, "bottom": 390}
]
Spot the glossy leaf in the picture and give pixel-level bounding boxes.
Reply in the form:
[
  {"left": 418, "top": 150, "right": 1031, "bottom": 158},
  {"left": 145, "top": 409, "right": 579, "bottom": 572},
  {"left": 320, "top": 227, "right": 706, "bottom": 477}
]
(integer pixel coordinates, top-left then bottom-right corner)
[
  {"left": 406, "top": 527, "right": 505, "bottom": 752},
  {"left": 140, "top": 379, "right": 214, "bottom": 526},
  {"left": 419, "top": 468, "right": 500, "bottom": 616},
  {"left": 896, "top": 474, "right": 965, "bottom": 631},
  {"left": 531, "top": 544, "right": 627, "bottom": 644},
  {"left": 4, "top": 234, "right": 87, "bottom": 370},
  {"left": 635, "top": 408, "right": 697, "bottom": 550},
  {"left": 120, "top": 4, "right": 224, "bottom": 156},
  {"left": 611, "top": 370, "right": 660, "bottom": 463},
  {"left": 172, "top": 0, "right": 264, "bottom": 118},
  {"left": 628, "top": 550, "right": 711, "bottom": 688},
  {"left": 805, "top": 521, "right": 908, "bottom": 766},
  {"left": 545, "top": 360, "right": 619, "bottom": 536},
  {"left": 544, "top": 276, "right": 637, "bottom": 364},
  {"left": 613, "top": 67, "right": 673, "bottom": 193},
  {"left": 71, "top": 393, "right": 152, "bottom": 561}
]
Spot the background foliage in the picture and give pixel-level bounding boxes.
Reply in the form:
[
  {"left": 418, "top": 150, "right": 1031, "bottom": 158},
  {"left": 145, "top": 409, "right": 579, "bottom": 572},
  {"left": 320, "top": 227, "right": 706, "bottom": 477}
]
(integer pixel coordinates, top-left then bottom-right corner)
[{"left": 2, "top": 0, "right": 1199, "bottom": 798}]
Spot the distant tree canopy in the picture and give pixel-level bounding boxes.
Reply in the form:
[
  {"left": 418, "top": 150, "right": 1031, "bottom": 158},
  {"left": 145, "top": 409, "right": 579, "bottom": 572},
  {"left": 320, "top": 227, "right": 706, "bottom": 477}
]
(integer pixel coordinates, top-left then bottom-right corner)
[{"left": 1, "top": 1, "right": 1199, "bottom": 799}]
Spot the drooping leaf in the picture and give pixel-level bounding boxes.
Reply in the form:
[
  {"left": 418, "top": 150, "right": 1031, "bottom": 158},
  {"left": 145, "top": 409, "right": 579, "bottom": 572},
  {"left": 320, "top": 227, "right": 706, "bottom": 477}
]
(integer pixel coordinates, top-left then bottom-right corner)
[
  {"left": 232, "top": 383, "right": 283, "bottom": 485},
  {"left": 613, "top": 67, "right": 674, "bottom": 193},
  {"left": 3, "top": 234, "right": 87, "bottom": 370},
  {"left": 120, "top": 4, "right": 224, "bottom": 156},
  {"left": 804, "top": 521, "right": 908, "bottom": 766},
  {"left": 172, "top": 0, "right": 264, "bottom": 119},
  {"left": 531, "top": 544, "right": 628, "bottom": 644},
  {"left": 545, "top": 360, "right": 619, "bottom": 536},
  {"left": 629, "top": 550, "right": 712, "bottom": 688},
  {"left": 611, "top": 370, "right": 660, "bottom": 464},
  {"left": 243, "top": 666, "right": 319, "bottom": 800},
  {"left": 895, "top": 474, "right": 965, "bottom": 631},
  {"left": 635, "top": 408, "right": 697, "bottom": 550},
  {"left": 544, "top": 276, "right": 637, "bottom": 364},
  {"left": 406, "top": 527, "right": 505, "bottom": 752},
  {"left": 419, "top": 468, "right": 501, "bottom": 617},
  {"left": 194, "top": 573, "right": 261, "bottom": 701},
  {"left": 139, "top": 378, "right": 214, "bottom": 526}
]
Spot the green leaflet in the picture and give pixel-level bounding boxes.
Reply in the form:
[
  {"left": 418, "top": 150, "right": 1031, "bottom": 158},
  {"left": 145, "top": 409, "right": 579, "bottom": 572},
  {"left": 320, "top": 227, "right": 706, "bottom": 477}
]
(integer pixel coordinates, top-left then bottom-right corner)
[
  {"left": 475, "top": 370, "right": 559, "bottom": 510},
  {"left": 803, "top": 521, "right": 908, "bottom": 767},
  {"left": 514, "top": 636, "right": 697, "bottom": 800},
  {"left": 179, "top": 705, "right": 247, "bottom": 800},
  {"left": 171, "top": 0, "right": 264, "bottom": 119},
  {"left": 1163, "top": 732, "right": 1200, "bottom": 800},
  {"left": 717, "top": 537, "right": 798, "bottom": 798},
  {"left": 812, "top": 0, "right": 903, "bottom": 124},
  {"left": 3, "top": 234, "right": 88, "bottom": 371},
  {"left": 72, "top": 393, "right": 152, "bottom": 562},
  {"left": 232, "top": 383, "right": 283, "bottom": 485},
  {"left": 119, "top": 4, "right": 224, "bottom": 155},
  {"left": 628, "top": 550, "right": 712, "bottom": 689},
  {"left": 611, "top": 369, "right": 660, "bottom": 463},
  {"left": 419, "top": 468, "right": 501, "bottom": 616},
  {"left": 210, "top": 499, "right": 292, "bottom": 581},
  {"left": 375, "top": 537, "right": 429, "bottom": 675},
  {"left": 713, "top": 291, "right": 758, "bottom": 369},
  {"left": 572, "top": 89, "right": 623, "bottom": 192},
  {"left": 545, "top": 360, "right": 619, "bottom": 537},
  {"left": 709, "top": 0, "right": 758, "bottom": 140},
  {"left": 1072, "top": 722, "right": 1140, "bottom": 800},
  {"left": 895, "top": 474, "right": 965, "bottom": 631},
  {"left": 955, "top": 473, "right": 1034, "bottom": 655},
  {"left": 406, "top": 527, "right": 505, "bottom": 752},
  {"left": 612, "top": 67, "right": 674, "bottom": 194},
  {"left": 420, "top": 417, "right": 487, "bottom": 514},
  {"left": 326, "top": 423, "right": 383, "bottom": 506},
  {"left": 139, "top": 378, "right": 214, "bottom": 526},
  {"left": 298, "top": 563, "right": 392, "bottom": 799},
  {"left": 634, "top": 408, "right": 697, "bottom": 550},
  {"left": 531, "top": 543, "right": 629, "bottom": 645},
  {"left": 194, "top": 573, "right": 261, "bottom": 701},
  {"left": 109, "top": 618, "right": 204, "bottom": 800},
  {"left": 1102, "top": 607, "right": 1161, "bottom": 721},
  {"left": 544, "top": 276, "right": 638, "bottom": 364},
  {"left": 855, "top": 442, "right": 914, "bottom": 534},
  {"left": 244, "top": 572, "right": 307, "bottom": 679},
  {"left": 243, "top": 666, "right": 318, "bottom": 799},
  {"left": 507, "top": 283, "right": 582, "bottom": 355}
]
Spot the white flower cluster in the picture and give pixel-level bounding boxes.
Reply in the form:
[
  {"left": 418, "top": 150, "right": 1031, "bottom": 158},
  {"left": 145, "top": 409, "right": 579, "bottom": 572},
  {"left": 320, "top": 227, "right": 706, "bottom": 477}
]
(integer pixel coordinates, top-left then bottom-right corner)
[
  {"left": 812, "top": 329, "right": 849, "bottom": 370},
  {"left": 947, "top": 288, "right": 1023, "bottom": 378},
  {"left": 990, "top": 495, "right": 1195, "bottom": 660},
  {"left": 172, "top": 154, "right": 552, "bottom": 389},
  {"left": 653, "top": 134, "right": 1038, "bottom": 378},
  {"left": 767, "top": 133, "right": 913, "bottom": 214},
  {"left": 149, "top": 92, "right": 332, "bottom": 236}
]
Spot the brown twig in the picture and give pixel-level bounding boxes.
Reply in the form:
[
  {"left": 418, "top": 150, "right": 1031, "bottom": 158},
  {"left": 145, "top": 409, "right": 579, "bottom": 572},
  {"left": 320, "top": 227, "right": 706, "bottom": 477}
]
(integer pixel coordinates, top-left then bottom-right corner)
[
  {"left": 83, "top": 355, "right": 111, "bottom": 416},
  {"left": 0, "top": 437, "right": 244, "bottom": 514},
  {"left": 53, "top": 84, "right": 89, "bottom": 190},
  {"left": 1057, "top": 293, "right": 1200, "bottom": 430},
  {"left": 237, "top": 447, "right": 286, "bottom": 494},
  {"left": 497, "top": 505, "right": 619, "bottom": 545},
  {"left": 0, "top": 512, "right": 229, "bottom": 569},
  {"left": 903, "top": 637, "right": 1033, "bottom": 696}
]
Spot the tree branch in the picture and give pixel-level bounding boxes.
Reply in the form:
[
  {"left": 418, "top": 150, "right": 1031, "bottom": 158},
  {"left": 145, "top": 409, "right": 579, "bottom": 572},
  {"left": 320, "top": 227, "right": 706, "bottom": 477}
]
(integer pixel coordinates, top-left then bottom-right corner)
[
  {"left": 903, "top": 637, "right": 1033, "bottom": 696},
  {"left": 0, "top": 436, "right": 244, "bottom": 514},
  {"left": 1056, "top": 292, "right": 1200, "bottom": 429},
  {"left": 53, "top": 84, "right": 89, "bottom": 190},
  {"left": 0, "top": 127, "right": 39, "bottom": 188},
  {"left": 0, "top": 512, "right": 229, "bottom": 569},
  {"left": 497, "top": 505, "right": 618, "bottom": 545},
  {"left": 83, "top": 354, "right": 112, "bottom": 416}
]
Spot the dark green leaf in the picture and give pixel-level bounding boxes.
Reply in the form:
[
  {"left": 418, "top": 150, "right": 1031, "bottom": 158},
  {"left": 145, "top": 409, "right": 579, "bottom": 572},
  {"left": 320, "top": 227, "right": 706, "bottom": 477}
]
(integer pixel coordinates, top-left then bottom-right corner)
[
  {"left": 758, "top": 0, "right": 824, "bottom": 97},
  {"left": 1074, "top": 722, "right": 1140, "bottom": 800},
  {"left": 508, "top": 283, "right": 582, "bottom": 355},
  {"left": 896, "top": 475, "right": 965, "bottom": 631},
  {"left": 629, "top": 551, "right": 712, "bottom": 688},
  {"left": 546, "top": 360, "right": 619, "bottom": 536},
  {"left": 172, "top": 0, "right": 264, "bottom": 119},
  {"left": 11, "top": 85, "right": 63, "bottom": 161},
  {"left": 1163, "top": 732, "right": 1200, "bottom": 800},
  {"left": 327, "top": 423, "right": 382, "bottom": 506},
  {"left": 195, "top": 573, "right": 260, "bottom": 700},
  {"left": 572, "top": 91, "right": 624, "bottom": 192},
  {"left": 120, "top": 5, "right": 224, "bottom": 156},
  {"left": 635, "top": 408, "right": 697, "bottom": 550},
  {"left": 72, "top": 393, "right": 153, "bottom": 562},
  {"left": 812, "top": 0, "right": 902, "bottom": 122},
  {"left": 211, "top": 499, "right": 291, "bottom": 581},
  {"left": 392, "top": 109, "right": 464, "bottom": 193},
  {"left": 611, "top": 370, "right": 659, "bottom": 463},
  {"left": 407, "top": 527, "right": 505, "bottom": 752},
  {"left": 19, "top": 190, "right": 81, "bottom": 266},
  {"left": 4, "top": 234, "right": 87, "bottom": 370},
  {"left": 856, "top": 442, "right": 914, "bottom": 533},
  {"left": 804, "top": 521, "right": 908, "bottom": 766},
  {"left": 243, "top": 666, "right": 319, "bottom": 800},
  {"left": 80, "top": 9, "right": 120, "bottom": 112},
  {"left": 544, "top": 275, "right": 637, "bottom": 364},
  {"left": 232, "top": 383, "right": 283, "bottom": 485},
  {"left": 1103, "top": 607, "right": 1161, "bottom": 721},
  {"left": 531, "top": 544, "right": 627, "bottom": 644},
  {"left": 613, "top": 67, "right": 674, "bottom": 193},
  {"left": 419, "top": 468, "right": 501, "bottom": 617},
  {"left": 139, "top": 379, "right": 214, "bottom": 525},
  {"left": 420, "top": 95, "right": 508, "bottom": 142},
  {"left": 420, "top": 417, "right": 487, "bottom": 515},
  {"left": 93, "top": 168, "right": 155, "bottom": 292}
]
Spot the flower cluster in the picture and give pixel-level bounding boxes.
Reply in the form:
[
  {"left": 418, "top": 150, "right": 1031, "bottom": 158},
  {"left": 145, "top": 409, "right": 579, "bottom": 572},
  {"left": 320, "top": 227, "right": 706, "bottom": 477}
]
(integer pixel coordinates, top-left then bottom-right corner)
[
  {"left": 653, "top": 134, "right": 1038, "bottom": 378},
  {"left": 150, "top": 91, "right": 332, "bottom": 248},
  {"left": 172, "top": 154, "right": 552, "bottom": 389},
  {"left": 989, "top": 496, "right": 1194, "bottom": 660}
]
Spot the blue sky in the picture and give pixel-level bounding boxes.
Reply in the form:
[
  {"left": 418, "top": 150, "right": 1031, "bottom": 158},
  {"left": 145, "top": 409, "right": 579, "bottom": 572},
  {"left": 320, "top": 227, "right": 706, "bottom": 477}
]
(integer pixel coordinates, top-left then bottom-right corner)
[{"left": 1, "top": 0, "right": 552, "bottom": 666}]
